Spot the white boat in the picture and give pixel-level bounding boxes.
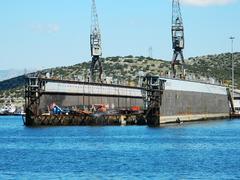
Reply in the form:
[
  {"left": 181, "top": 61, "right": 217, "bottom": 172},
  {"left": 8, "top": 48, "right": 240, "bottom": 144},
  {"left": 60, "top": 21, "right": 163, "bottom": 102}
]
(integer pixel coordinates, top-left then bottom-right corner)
[
  {"left": 234, "top": 98, "right": 240, "bottom": 114},
  {"left": 0, "top": 98, "right": 16, "bottom": 115}
]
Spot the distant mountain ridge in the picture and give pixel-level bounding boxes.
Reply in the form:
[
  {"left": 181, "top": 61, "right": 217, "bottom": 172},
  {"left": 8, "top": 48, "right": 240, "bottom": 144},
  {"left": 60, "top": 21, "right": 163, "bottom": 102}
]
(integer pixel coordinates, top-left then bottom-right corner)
[
  {"left": 0, "top": 76, "right": 25, "bottom": 91},
  {"left": 0, "top": 69, "right": 24, "bottom": 81},
  {"left": 0, "top": 69, "right": 36, "bottom": 81}
]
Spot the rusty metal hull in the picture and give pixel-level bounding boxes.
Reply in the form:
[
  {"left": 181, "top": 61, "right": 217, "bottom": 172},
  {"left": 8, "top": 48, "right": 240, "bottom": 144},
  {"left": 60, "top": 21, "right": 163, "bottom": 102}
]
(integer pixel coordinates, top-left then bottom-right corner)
[{"left": 25, "top": 114, "right": 146, "bottom": 126}]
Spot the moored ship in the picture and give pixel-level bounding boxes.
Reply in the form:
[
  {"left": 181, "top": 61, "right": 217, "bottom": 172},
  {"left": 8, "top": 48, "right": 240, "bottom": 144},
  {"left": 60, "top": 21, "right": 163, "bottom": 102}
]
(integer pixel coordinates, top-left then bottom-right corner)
[{"left": 0, "top": 98, "right": 16, "bottom": 115}]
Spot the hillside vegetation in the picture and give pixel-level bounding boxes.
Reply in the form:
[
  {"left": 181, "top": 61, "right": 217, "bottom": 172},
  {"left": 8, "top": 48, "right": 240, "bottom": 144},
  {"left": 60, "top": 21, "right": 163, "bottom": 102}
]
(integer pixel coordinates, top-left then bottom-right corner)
[
  {"left": 0, "top": 52, "right": 239, "bottom": 105},
  {"left": 186, "top": 52, "right": 240, "bottom": 84}
]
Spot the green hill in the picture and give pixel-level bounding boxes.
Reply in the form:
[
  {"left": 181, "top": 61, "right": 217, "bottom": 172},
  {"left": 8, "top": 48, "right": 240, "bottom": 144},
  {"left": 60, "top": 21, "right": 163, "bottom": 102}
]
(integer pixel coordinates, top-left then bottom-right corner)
[
  {"left": 186, "top": 52, "right": 240, "bottom": 84},
  {"left": 0, "top": 52, "right": 239, "bottom": 105}
]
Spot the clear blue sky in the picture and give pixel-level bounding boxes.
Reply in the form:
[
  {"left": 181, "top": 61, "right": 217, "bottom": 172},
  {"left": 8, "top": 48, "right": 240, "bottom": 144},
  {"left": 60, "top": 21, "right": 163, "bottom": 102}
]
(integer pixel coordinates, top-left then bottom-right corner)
[{"left": 0, "top": 0, "right": 239, "bottom": 70}]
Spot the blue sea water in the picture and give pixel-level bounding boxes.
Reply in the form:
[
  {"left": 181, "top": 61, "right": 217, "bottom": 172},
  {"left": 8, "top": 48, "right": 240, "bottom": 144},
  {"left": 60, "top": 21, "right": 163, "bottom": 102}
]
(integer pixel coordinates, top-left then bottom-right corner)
[{"left": 1, "top": 116, "right": 240, "bottom": 179}]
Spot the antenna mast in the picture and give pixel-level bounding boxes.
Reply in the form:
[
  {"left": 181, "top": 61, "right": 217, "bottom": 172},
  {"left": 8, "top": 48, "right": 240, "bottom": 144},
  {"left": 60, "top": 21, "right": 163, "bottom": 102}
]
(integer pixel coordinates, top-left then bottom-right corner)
[
  {"left": 172, "top": 0, "right": 185, "bottom": 78},
  {"left": 90, "top": 0, "right": 103, "bottom": 82}
]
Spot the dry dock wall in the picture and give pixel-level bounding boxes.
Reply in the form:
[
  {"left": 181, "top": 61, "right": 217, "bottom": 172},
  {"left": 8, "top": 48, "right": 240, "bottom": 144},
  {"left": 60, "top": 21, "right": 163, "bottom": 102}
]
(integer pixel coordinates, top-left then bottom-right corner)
[
  {"left": 159, "top": 78, "right": 230, "bottom": 124},
  {"left": 39, "top": 94, "right": 144, "bottom": 113},
  {"left": 38, "top": 79, "right": 144, "bottom": 114}
]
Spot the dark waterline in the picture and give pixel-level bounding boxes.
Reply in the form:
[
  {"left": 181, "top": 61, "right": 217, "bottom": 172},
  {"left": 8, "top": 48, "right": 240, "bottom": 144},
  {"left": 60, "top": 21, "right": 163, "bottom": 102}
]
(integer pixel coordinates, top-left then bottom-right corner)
[{"left": 1, "top": 116, "right": 240, "bottom": 179}]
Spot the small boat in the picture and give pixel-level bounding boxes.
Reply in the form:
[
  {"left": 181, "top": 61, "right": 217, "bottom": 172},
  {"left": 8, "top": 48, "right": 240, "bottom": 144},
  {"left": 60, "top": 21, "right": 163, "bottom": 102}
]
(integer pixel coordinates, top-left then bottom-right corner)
[{"left": 0, "top": 98, "right": 16, "bottom": 115}]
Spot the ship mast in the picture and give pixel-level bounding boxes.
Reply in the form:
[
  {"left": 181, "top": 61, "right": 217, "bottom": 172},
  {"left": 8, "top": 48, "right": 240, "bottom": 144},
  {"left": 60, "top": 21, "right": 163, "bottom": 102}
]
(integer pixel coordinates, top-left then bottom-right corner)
[
  {"left": 171, "top": 0, "right": 185, "bottom": 78},
  {"left": 90, "top": 0, "right": 103, "bottom": 82}
]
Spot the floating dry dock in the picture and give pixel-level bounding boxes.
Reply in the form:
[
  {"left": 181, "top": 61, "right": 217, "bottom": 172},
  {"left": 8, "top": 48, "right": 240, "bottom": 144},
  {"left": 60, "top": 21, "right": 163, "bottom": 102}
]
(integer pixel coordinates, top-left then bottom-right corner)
[
  {"left": 24, "top": 77, "right": 145, "bottom": 126},
  {"left": 24, "top": 76, "right": 232, "bottom": 126}
]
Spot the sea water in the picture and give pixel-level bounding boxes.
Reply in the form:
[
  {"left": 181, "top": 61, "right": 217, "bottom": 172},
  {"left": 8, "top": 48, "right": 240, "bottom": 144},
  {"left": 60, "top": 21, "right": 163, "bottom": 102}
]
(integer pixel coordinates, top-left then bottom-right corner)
[{"left": 0, "top": 116, "right": 240, "bottom": 179}]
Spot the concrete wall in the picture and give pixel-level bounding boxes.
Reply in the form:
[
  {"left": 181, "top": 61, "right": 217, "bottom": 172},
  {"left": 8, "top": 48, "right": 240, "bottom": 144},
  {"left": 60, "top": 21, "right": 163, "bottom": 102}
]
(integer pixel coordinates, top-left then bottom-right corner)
[
  {"left": 37, "top": 79, "right": 145, "bottom": 114},
  {"left": 161, "top": 90, "right": 229, "bottom": 116},
  {"left": 44, "top": 81, "right": 143, "bottom": 98},
  {"left": 163, "top": 78, "right": 227, "bottom": 95},
  {"left": 159, "top": 90, "right": 229, "bottom": 123}
]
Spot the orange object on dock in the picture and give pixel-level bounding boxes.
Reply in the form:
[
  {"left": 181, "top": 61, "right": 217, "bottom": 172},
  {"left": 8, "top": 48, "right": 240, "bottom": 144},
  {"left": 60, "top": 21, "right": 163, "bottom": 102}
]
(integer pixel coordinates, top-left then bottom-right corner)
[{"left": 131, "top": 106, "right": 141, "bottom": 111}]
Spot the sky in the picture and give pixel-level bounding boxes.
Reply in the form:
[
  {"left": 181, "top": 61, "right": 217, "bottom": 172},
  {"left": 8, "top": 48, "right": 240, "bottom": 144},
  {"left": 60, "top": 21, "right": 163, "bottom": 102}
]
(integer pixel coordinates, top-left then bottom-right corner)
[{"left": 0, "top": 0, "right": 239, "bottom": 70}]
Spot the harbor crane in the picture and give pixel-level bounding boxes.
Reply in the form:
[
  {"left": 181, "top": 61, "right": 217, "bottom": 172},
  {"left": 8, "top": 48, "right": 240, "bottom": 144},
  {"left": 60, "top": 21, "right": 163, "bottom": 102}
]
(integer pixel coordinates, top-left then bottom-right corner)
[
  {"left": 171, "top": 0, "right": 185, "bottom": 78},
  {"left": 90, "top": 0, "right": 103, "bottom": 82}
]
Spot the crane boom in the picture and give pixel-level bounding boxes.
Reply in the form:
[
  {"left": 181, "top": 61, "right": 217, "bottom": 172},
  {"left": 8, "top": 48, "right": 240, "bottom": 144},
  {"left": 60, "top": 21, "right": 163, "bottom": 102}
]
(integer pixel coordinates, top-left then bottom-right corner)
[
  {"left": 90, "top": 0, "right": 103, "bottom": 82},
  {"left": 171, "top": 0, "right": 185, "bottom": 78}
]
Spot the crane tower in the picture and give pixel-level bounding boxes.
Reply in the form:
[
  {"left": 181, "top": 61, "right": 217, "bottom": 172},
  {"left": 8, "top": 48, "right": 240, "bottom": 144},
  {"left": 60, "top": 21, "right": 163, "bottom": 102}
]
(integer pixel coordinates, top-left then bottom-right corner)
[
  {"left": 90, "top": 0, "right": 103, "bottom": 82},
  {"left": 172, "top": 0, "right": 185, "bottom": 78}
]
